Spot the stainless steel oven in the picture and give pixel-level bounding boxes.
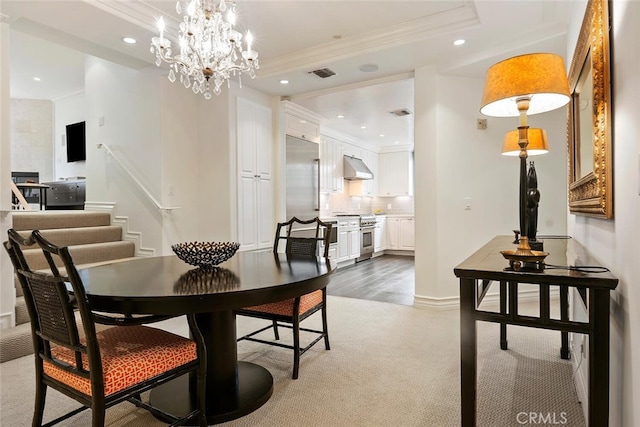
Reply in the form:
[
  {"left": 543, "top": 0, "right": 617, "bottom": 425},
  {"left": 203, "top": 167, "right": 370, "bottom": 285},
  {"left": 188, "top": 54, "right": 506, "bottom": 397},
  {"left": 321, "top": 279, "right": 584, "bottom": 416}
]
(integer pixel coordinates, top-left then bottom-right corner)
[
  {"left": 357, "top": 215, "right": 376, "bottom": 262},
  {"left": 319, "top": 220, "right": 338, "bottom": 260},
  {"left": 322, "top": 220, "right": 338, "bottom": 245}
]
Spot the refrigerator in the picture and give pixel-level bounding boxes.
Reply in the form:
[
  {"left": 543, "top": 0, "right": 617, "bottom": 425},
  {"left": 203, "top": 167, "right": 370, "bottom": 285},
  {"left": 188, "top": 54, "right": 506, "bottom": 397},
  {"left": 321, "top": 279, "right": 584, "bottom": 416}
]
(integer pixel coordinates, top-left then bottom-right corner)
[{"left": 286, "top": 135, "right": 320, "bottom": 221}]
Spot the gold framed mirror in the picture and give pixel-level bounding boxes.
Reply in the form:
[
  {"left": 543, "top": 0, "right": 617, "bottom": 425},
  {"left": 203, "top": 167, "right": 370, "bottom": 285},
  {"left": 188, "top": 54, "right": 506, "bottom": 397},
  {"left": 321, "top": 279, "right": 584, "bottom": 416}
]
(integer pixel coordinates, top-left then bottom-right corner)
[{"left": 567, "top": 0, "right": 612, "bottom": 218}]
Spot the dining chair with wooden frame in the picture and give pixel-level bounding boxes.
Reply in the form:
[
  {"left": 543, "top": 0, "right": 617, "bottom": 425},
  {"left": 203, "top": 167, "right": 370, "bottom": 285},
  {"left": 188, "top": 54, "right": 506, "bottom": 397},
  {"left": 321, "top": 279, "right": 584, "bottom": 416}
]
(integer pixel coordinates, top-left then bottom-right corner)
[
  {"left": 236, "top": 217, "right": 333, "bottom": 379},
  {"left": 4, "top": 229, "right": 207, "bottom": 427}
]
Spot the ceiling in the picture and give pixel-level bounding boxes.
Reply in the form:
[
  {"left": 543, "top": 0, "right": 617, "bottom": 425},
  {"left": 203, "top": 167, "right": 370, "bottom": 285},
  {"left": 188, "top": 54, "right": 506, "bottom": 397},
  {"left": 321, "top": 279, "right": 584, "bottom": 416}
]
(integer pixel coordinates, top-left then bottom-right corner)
[{"left": 2, "top": 0, "right": 572, "bottom": 149}]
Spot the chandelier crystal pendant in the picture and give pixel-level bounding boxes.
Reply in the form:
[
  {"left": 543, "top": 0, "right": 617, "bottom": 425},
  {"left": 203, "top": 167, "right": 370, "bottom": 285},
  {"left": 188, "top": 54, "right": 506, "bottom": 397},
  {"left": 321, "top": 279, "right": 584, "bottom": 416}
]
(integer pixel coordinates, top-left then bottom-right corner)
[{"left": 150, "top": 0, "right": 259, "bottom": 99}]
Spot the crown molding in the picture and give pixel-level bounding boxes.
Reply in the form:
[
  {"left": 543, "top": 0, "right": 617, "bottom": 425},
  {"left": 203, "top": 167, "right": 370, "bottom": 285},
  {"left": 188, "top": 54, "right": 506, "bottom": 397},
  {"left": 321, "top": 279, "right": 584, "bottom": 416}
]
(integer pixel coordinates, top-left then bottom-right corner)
[
  {"left": 259, "top": 3, "right": 479, "bottom": 78},
  {"left": 281, "top": 100, "right": 326, "bottom": 124}
]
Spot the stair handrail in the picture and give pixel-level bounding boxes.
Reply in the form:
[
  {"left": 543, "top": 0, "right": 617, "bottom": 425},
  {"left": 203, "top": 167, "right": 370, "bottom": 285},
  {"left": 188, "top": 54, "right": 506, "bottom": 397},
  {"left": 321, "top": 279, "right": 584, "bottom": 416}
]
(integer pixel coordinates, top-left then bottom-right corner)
[
  {"left": 9, "top": 181, "right": 32, "bottom": 210},
  {"left": 98, "top": 143, "right": 180, "bottom": 213}
]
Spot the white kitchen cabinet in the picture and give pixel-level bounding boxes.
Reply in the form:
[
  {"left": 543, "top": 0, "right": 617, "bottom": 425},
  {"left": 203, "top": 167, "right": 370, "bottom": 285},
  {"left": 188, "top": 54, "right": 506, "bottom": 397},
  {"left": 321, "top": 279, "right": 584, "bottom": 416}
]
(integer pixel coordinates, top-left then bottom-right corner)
[
  {"left": 399, "top": 217, "right": 415, "bottom": 250},
  {"left": 364, "top": 150, "right": 378, "bottom": 196},
  {"left": 378, "top": 151, "right": 413, "bottom": 196},
  {"left": 374, "top": 216, "right": 386, "bottom": 252},
  {"left": 237, "top": 97, "right": 273, "bottom": 251},
  {"left": 349, "top": 228, "right": 361, "bottom": 259},
  {"left": 285, "top": 113, "right": 320, "bottom": 143},
  {"left": 327, "top": 245, "right": 338, "bottom": 262},
  {"left": 386, "top": 217, "right": 400, "bottom": 249},
  {"left": 337, "top": 217, "right": 360, "bottom": 262},
  {"left": 385, "top": 216, "right": 414, "bottom": 251},
  {"left": 348, "top": 148, "right": 378, "bottom": 197},
  {"left": 320, "top": 135, "right": 343, "bottom": 193},
  {"left": 341, "top": 142, "right": 361, "bottom": 158},
  {"left": 338, "top": 228, "right": 349, "bottom": 261}
]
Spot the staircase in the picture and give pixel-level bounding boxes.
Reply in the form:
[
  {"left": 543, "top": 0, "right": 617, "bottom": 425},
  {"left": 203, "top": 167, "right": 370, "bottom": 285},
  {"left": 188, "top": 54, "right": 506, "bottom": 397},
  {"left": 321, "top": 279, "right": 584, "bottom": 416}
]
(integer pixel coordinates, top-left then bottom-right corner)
[{"left": 1, "top": 211, "right": 137, "bottom": 363}]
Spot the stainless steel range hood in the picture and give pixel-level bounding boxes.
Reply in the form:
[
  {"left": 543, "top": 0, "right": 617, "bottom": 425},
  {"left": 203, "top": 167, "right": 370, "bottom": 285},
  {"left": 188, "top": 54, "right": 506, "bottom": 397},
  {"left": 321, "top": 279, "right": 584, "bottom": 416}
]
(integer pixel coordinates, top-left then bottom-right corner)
[{"left": 343, "top": 155, "right": 374, "bottom": 180}]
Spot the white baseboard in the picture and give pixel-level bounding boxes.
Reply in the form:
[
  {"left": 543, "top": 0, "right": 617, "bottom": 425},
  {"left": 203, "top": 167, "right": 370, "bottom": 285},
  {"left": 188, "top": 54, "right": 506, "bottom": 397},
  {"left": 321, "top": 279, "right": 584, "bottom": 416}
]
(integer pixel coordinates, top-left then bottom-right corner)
[
  {"left": 572, "top": 338, "right": 589, "bottom": 422},
  {"left": 85, "top": 202, "right": 155, "bottom": 257},
  {"left": 112, "top": 216, "right": 155, "bottom": 257},
  {"left": 413, "top": 288, "right": 558, "bottom": 310},
  {"left": 84, "top": 201, "right": 117, "bottom": 213},
  {"left": 413, "top": 294, "right": 460, "bottom": 310},
  {"left": 0, "top": 312, "right": 14, "bottom": 329}
]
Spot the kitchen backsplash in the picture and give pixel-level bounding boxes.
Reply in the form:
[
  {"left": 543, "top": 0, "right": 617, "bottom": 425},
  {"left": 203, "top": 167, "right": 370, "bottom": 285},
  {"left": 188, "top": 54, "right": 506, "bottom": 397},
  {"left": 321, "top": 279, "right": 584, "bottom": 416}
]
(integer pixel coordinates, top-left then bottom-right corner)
[{"left": 321, "top": 191, "right": 414, "bottom": 217}]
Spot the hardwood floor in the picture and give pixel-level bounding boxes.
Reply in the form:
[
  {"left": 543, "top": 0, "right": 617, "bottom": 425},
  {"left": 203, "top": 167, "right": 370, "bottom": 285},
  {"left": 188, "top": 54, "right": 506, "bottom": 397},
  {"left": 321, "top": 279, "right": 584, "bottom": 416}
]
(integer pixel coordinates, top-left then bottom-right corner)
[{"left": 327, "top": 254, "right": 415, "bottom": 306}]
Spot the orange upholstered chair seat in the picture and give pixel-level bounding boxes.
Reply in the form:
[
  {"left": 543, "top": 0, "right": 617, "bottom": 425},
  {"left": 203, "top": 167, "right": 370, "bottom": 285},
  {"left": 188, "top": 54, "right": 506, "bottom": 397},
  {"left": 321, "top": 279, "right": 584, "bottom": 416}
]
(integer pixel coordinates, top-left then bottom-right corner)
[
  {"left": 244, "top": 289, "right": 323, "bottom": 316},
  {"left": 43, "top": 325, "right": 197, "bottom": 397}
]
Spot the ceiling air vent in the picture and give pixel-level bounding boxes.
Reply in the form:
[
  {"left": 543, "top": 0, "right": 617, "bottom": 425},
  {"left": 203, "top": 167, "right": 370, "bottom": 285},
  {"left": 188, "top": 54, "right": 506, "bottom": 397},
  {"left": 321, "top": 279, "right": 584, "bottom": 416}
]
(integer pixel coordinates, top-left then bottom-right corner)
[
  {"left": 390, "top": 108, "right": 412, "bottom": 117},
  {"left": 308, "top": 68, "right": 336, "bottom": 79}
]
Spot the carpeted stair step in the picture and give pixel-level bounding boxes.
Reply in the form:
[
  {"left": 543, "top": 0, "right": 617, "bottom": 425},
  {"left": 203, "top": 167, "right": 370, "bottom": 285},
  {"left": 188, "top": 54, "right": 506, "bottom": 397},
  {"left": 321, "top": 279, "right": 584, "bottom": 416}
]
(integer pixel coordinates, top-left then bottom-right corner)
[
  {"left": 14, "top": 296, "right": 29, "bottom": 326},
  {"left": 12, "top": 211, "right": 111, "bottom": 231},
  {"left": 3, "top": 211, "right": 139, "bottom": 364},
  {"left": 15, "top": 225, "right": 124, "bottom": 247},
  {"left": 0, "top": 311, "right": 109, "bottom": 363},
  {"left": 21, "top": 241, "right": 136, "bottom": 271},
  {"left": 0, "top": 322, "right": 33, "bottom": 363}
]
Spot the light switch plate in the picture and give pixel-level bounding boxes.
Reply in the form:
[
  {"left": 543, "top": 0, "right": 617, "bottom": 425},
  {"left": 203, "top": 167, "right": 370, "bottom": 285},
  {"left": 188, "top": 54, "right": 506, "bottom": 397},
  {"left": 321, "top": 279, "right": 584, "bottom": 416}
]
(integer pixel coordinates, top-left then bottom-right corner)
[{"left": 464, "top": 197, "right": 472, "bottom": 210}]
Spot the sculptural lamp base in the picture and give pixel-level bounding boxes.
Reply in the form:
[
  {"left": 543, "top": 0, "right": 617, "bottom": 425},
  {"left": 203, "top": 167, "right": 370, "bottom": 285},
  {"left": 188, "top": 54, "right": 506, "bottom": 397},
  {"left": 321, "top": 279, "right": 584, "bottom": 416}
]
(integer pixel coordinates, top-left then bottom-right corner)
[{"left": 501, "top": 236, "right": 549, "bottom": 271}]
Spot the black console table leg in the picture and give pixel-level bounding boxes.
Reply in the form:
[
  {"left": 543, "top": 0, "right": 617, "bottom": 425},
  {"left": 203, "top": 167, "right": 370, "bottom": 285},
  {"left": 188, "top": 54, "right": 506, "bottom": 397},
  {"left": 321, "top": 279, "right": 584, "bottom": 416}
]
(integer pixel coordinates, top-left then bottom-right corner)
[
  {"left": 500, "top": 281, "right": 508, "bottom": 350},
  {"left": 460, "top": 278, "right": 477, "bottom": 427},
  {"left": 589, "top": 288, "right": 611, "bottom": 426},
  {"left": 560, "top": 285, "right": 570, "bottom": 359}
]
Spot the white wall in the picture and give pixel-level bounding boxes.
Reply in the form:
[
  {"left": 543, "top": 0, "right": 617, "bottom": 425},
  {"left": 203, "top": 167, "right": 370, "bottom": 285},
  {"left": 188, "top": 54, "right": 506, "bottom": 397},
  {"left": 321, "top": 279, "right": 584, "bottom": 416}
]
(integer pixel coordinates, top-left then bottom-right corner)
[
  {"left": 84, "top": 56, "right": 165, "bottom": 252},
  {"left": 566, "top": 0, "right": 640, "bottom": 425},
  {"left": 414, "top": 69, "right": 569, "bottom": 304},
  {"left": 10, "top": 99, "right": 54, "bottom": 182},
  {"left": 54, "top": 91, "right": 86, "bottom": 180},
  {"left": 84, "top": 55, "right": 276, "bottom": 256},
  {"left": 1, "top": 21, "right": 15, "bottom": 328}
]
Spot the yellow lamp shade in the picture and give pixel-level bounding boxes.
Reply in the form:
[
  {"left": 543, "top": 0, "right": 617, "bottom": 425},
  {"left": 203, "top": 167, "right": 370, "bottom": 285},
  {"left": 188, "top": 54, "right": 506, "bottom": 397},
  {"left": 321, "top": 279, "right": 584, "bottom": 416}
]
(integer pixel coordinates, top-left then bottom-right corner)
[
  {"left": 502, "top": 128, "right": 549, "bottom": 156},
  {"left": 480, "top": 53, "right": 570, "bottom": 117}
]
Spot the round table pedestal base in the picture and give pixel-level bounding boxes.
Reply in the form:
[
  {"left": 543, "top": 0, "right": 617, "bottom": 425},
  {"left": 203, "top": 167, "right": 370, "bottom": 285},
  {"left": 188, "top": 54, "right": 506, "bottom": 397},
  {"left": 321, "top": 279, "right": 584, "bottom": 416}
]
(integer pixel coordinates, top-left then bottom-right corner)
[{"left": 149, "top": 361, "right": 273, "bottom": 425}]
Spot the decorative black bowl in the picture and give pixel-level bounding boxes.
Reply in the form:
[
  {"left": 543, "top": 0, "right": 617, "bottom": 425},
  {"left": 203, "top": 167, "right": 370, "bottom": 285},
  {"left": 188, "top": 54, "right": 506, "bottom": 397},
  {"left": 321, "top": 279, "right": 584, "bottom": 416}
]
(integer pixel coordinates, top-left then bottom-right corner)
[{"left": 171, "top": 241, "right": 240, "bottom": 269}]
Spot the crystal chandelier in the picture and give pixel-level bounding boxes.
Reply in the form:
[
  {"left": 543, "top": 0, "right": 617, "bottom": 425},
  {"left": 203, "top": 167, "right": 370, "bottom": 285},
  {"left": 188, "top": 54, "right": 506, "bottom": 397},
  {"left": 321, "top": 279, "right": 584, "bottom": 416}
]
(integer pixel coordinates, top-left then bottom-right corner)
[{"left": 151, "top": 0, "right": 259, "bottom": 99}]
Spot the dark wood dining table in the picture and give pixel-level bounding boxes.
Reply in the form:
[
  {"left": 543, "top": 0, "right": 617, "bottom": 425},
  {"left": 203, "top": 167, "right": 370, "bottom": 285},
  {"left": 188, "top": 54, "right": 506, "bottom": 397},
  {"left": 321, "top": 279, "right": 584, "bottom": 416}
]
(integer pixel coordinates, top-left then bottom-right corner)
[{"left": 77, "top": 251, "right": 335, "bottom": 424}]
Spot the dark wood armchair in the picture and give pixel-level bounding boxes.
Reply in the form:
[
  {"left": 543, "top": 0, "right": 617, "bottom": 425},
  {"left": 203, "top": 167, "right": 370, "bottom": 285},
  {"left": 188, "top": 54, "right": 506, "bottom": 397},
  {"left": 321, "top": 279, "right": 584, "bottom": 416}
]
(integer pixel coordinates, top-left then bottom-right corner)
[
  {"left": 236, "top": 217, "right": 333, "bottom": 379},
  {"left": 4, "top": 229, "right": 207, "bottom": 427}
]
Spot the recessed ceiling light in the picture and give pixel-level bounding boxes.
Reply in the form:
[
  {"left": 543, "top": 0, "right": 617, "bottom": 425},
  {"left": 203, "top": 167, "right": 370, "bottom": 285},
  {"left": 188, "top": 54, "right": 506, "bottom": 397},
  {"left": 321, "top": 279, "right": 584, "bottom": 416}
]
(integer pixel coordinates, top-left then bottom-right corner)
[
  {"left": 359, "top": 64, "right": 379, "bottom": 73},
  {"left": 280, "top": 79, "right": 289, "bottom": 85},
  {"left": 394, "top": 141, "right": 399, "bottom": 144},
  {"left": 122, "top": 37, "right": 137, "bottom": 44},
  {"left": 379, "top": 134, "right": 385, "bottom": 137},
  {"left": 360, "top": 125, "right": 367, "bottom": 129},
  {"left": 453, "top": 39, "right": 466, "bottom": 46},
  {"left": 300, "top": 120, "right": 307, "bottom": 124},
  {"left": 337, "top": 115, "right": 344, "bottom": 119},
  {"left": 33, "top": 77, "right": 41, "bottom": 82}
]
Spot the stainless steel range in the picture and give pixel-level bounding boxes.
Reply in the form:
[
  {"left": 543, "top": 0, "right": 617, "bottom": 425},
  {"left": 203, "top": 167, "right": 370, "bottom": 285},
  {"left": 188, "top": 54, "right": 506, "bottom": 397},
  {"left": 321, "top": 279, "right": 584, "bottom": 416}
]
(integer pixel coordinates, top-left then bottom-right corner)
[{"left": 357, "top": 214, "right": 377, "bottom": 262}]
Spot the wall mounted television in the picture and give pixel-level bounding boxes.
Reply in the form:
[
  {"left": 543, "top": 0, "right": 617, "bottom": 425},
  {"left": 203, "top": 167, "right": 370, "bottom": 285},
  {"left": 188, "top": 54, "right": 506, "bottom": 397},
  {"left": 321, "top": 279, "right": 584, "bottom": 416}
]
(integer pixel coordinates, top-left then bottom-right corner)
[{"left": 66, "top": 121, "right": 86, "bottom": 162}]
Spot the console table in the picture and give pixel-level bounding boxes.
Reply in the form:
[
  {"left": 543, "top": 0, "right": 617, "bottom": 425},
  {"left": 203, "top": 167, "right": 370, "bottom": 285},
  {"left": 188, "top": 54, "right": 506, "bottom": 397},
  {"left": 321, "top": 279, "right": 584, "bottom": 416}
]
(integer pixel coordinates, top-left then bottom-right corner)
[{"left": 454, "top": 236, "right": 618, "bottom": 427}]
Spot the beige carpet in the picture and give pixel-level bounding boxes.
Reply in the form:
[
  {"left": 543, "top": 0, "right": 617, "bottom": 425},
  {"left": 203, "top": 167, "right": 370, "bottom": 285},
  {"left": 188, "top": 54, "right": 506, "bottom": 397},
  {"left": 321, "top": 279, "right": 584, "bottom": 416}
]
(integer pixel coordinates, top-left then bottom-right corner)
[{"left": 0, "top": 296, "right": 585, "bottom": 426}]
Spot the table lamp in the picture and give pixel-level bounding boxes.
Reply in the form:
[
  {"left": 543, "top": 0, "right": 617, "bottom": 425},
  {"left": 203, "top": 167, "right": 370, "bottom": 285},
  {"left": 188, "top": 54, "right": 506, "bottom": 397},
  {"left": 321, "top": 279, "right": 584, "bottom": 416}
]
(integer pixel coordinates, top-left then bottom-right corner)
[
  {"left": 480, "top": 53, "right": 570, "bottom": 269},
  {"left": 502, "top": 128, "right": 549, "bottom": 250}
]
